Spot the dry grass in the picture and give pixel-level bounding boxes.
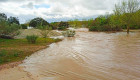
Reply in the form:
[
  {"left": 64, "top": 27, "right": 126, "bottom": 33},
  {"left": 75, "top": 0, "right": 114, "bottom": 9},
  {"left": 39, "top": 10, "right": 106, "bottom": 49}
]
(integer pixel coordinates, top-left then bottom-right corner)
[{"left": 15, "top": 29, "right": 62, "bottom": 39}]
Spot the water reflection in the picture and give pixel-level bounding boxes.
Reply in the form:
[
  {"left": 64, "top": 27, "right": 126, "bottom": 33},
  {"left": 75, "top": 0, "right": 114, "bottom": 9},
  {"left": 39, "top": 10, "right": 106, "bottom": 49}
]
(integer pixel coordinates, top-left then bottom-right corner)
[{"left": 21, "top": 28, "right": 140, "bottom": 80}]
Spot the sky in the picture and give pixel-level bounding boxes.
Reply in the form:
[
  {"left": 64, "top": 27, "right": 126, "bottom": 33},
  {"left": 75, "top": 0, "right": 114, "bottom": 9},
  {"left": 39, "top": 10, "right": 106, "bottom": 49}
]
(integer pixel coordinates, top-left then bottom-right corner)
[{"left": 0, "top": 0, "right": 120, "bottom": 23}]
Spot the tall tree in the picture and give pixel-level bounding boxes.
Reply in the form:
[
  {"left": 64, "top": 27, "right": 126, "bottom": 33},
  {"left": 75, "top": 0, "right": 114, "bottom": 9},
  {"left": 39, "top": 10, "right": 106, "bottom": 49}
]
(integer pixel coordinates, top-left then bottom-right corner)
[
  {"left": 0, "top": 13, "right": 7, "bottom": 21},
  {"left": 8, "top": 16, "right": 20, "bottom": 25},
  {"left": 114, "top": 0, "right": 140, "bottom": 34}
]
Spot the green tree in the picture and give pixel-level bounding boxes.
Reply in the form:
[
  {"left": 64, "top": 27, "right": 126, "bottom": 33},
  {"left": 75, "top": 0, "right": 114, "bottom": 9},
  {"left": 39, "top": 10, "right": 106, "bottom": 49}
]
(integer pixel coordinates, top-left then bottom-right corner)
[
  {"left": 50, "top": 22, "right": 59, "bottom": 29},
  {"left": 8, "top": 16, "right": 20, "bottom": 25},
  {"left": 29, "top": 17, "right": 50, "bottom": 27},
  {"left": 87, "top": 18, "right": 94, "bottom": 27},
  {"left": 0, "top": 13, "right": 7, "bottom": 21},
  {"left": 0, "top": 21, "right": 20, "bottom": 39},
  {"left": 95, "top": 16, "right": 107, "bottom": 26},
  {"left": 114, "top": 0, "right": 140, "bottom": 34},
  {"left": 58, "top": 21, "right": 69, "bottom": 30},
  {"left": 134, "top": 10, "right": 140, "bottom": 27},
  {"left": 21, "top": 24, "right": 27, "bottom": 29}
]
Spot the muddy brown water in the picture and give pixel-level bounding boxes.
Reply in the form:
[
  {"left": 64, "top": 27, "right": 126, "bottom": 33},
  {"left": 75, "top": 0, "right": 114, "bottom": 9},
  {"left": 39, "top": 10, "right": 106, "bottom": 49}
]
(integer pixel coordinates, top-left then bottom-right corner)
[{"left": 21, "top": 28, "right": 140, "bottom": 80}]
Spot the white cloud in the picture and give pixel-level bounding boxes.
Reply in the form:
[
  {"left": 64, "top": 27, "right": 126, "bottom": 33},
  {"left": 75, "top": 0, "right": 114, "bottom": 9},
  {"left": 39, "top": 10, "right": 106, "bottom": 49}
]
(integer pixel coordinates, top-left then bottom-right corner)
[{"left": 0, "top": 0, "right": 121, "bottom": 23}]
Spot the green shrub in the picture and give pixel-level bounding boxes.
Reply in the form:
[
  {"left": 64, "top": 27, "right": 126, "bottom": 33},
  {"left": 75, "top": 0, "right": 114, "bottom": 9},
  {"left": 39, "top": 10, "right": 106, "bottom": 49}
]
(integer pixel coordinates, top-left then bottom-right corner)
[
  {"left": 0, "top": 20, "right": 20, "bottom": 39},
  {"left": 50, "top": 22, "right": 59, "bottom": 30},
  {"left": 13, "top": 52, "right": 21, "bottom": 57},
  {"left": 89, "top": 26, "right": 98, "bottom": 31},
  {"left": 89, "top": 26, "right": 104, "bottom": 31},
  {"left": 58, "top": 26, "right": 67, "bottom": 30},
  {"left": 89, "top": 25, "right": 122, "bottom": 31},
  {"left": 58, "top": 21, "right": 69, "bottom": 27},
  {"left": 129, "top": 24, "right": 140, "bottom": 29},
  {"left": 62, "top": 30, "right": 76, "bottom": 37},
  {"left": 26, "top": 35, "right": 38, "bottom": 44},
  {"left": 21, "top": 24, "right": 27, "bottom": 29},
  {"left": 58, "top": 21, "right": 69, "bottom": 30}
]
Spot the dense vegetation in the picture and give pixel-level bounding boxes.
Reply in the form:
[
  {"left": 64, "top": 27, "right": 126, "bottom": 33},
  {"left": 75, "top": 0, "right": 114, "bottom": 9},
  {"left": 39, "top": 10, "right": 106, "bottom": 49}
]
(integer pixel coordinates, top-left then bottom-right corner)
[
  {"left": 21, "top": 24, "right": 27, "bottom": 29},
  {"left": 58, "top": 21, "right": 69, "bottom": 30},
  {"left": 50, "top": 22, "right": 59, "bottom": 29},
  {"left": 51, "top": 0, "right": 139, "bottom": 32},
  {"left": 0, "top": 13, "right": 21, "bottom": 39},
  {"left": 110, "top": 0, "right": 140, "bottom": 33},
  {"left": 29, "top": 17, "right": 50, "bottom": 28},
  {"left": 67, "top": 0, "right": 140, "bottom": 33},
  {"left": 8, "top": 16, "right": 20, "bottom": 25}
]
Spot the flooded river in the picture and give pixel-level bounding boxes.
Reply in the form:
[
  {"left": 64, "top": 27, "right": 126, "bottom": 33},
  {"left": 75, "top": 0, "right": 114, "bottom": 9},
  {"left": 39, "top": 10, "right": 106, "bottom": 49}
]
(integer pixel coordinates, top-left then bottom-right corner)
[{"left": 21, "top": 28, "right": 140, "bottom": 80}]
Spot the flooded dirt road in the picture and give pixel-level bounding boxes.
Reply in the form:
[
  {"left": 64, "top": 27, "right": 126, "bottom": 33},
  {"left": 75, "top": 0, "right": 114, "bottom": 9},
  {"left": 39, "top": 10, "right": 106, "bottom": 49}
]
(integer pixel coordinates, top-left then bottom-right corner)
[{"left": 21, "top": 28, "right": 140, "bottom": 80}]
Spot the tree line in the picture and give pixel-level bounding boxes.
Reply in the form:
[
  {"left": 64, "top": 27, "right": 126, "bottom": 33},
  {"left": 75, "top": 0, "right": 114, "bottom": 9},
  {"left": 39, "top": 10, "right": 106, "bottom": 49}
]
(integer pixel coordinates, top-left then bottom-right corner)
[
  {"left": 60, "top": 0, "right": 140, "bottom": 33},
  {"left": 0, "top": 0, "right": 139, "bottom": 38}
]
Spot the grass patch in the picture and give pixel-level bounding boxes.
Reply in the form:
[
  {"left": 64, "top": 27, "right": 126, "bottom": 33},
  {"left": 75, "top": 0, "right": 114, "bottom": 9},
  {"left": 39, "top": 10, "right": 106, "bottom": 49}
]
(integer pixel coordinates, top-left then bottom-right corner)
[
  {"left": 0, "top": 38, "right": 61, "bottom": 65},
  {"left": 0, "top": 50, "right": 23, "bottom": 64}
]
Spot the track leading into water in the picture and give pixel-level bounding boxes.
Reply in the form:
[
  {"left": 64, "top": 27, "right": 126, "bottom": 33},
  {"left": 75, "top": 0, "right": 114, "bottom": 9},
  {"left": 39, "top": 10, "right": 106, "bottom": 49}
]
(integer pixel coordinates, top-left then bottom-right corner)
[{"left": 21, "top": 28, "right": 140, "bottom": 80}]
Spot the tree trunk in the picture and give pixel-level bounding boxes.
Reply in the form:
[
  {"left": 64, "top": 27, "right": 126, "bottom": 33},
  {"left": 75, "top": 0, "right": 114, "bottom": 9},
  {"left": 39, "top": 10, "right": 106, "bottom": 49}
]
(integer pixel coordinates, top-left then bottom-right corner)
[{"left": 127, "top": 26, "right": 130, "bottom": 34}]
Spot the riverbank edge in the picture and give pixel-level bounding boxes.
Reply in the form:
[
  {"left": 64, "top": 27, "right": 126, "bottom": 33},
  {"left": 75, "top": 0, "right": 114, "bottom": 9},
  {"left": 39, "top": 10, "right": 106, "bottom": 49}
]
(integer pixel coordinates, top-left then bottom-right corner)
[
  {"left": 0, "top": 39, "right": 62, "bottom": 71},
  {"left": 88, "top": 29, "right": 140, "bottom": 33}
]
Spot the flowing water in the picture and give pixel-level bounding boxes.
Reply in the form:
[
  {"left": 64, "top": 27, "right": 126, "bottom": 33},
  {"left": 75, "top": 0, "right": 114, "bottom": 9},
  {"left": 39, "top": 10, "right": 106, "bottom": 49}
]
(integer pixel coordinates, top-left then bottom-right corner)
[{"left": 21, "top": 28, "right": 140, "bottom": 80}]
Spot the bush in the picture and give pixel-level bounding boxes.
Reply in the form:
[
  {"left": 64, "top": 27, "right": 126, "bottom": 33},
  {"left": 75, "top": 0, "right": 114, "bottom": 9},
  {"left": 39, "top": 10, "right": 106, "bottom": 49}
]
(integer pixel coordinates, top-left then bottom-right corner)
[
  {"left": 89, "top": 26, "right": 98, "bottom": 31},
  {"left": 58, "top": 21, "right": 69, "bottom": 30},
  {"left": 130, "top": 24, "right": 140, "bottom": 29},
  {"left": 58, "top": 26, "right": 67, "bottom": 30},
  {"left": 26, "top": 35, "right": 38, "bottom": 44},
  {"left": 50, "top": 22, "right": 59, "bottom": 30},
  {"left": 62, "top": 30, "right": 75, "bottom": 37},
  {"left": 89, "top": 26, "right": 105, "bottom": 31},
  {"left": 0, "top": 20, "right": 21, "bottom": 39},
  {"left": 89, "top": 25, "right": 122, "bottom": 31},
  {"left": 21, "top": 24, "right": 27, "bottom": 29}
]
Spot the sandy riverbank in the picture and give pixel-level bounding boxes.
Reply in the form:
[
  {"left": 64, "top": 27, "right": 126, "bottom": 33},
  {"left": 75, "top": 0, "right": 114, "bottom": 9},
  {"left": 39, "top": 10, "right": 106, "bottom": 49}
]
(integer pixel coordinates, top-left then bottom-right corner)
[
  {"left": 0, "top": 61, "right": 36, "bottom": 80},
  {"left": 0, "top": 66, "right": 34, "bottom": 80}
]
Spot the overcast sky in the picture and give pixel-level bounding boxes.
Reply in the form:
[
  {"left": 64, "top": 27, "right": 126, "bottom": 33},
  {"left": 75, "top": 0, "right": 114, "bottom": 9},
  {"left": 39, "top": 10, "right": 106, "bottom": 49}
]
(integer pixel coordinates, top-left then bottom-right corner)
[{"left": 0, "top": 0, "right": 120, "bottom": 23}]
